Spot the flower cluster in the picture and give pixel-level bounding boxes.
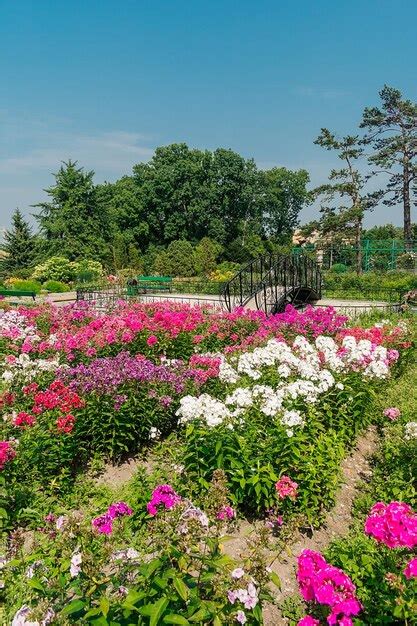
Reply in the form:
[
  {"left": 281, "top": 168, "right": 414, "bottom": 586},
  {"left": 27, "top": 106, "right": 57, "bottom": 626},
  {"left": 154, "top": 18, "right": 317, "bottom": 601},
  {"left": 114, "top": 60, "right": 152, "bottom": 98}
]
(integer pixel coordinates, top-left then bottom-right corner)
[
  {"left": 364, "top": 501, "right": 417, "bottom": 549},
  {"left": 383, "top": 407, "right": 401, "bottom": 420},
  {"left": 177, "top": 331, "right": 397, "bottom": 433},
  {"left": 297, "top": 549, "right": 361, "bottom": 625},
  {"left": 403, "top": 557, "right": 417, "bottom": 579},
  {"left": 12, "top": 412, "right": 36, "bottom": 428},
  {"left": 217, "top": 505, "right": 236, "bottom": 521},
  {"left": 147, "top": 484, "right": 182, "bottom": 516},
  {"left": 404, "top": 421, "right": 417, "bottom": 440},
  {"left": 2, "top": 353, "right": 61, "bottom": 384},
  {"left": 227, "top": 567, "right": 260, "bottom": 619},
  {"left": 275, "top": 475, "right": 298, "bottom": 500},
  {"left": 92, "top": 501, "right": 133, "bottom": 535},
  {"left": 0, "top": 440, "right": 16, "bottom": 470}
]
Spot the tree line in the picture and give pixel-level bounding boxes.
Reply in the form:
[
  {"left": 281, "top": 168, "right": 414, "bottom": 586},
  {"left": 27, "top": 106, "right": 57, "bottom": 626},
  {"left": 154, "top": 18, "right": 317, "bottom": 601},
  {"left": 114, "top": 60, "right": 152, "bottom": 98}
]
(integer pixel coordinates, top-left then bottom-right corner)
[{"left": 1, "top": 84, "right": 416, "bottom": 277}]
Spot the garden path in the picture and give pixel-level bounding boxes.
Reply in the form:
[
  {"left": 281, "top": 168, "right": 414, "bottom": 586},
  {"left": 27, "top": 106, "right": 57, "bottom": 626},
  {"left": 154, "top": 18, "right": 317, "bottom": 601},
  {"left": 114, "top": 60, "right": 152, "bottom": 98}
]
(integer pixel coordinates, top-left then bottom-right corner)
[
  {"left": 97, "top": 427, "right": 378, "bottom": 624},
  {"left": 221, "top": 426, "right": 378, "bottom": 625}
]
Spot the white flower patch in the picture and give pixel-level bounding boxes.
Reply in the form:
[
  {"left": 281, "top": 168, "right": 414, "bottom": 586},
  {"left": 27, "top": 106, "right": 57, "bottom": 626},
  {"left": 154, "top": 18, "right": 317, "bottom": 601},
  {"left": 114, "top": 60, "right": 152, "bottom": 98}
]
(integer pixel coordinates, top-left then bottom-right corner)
[
  {"left": 404, "top": 422, "right": 417, "bottom": 440},
  {"left": 176, "top": 394, "right": 231, "bottom": 427},
  {"left": 1, "top": 354, "right": 63, "bottom": 384},
  {"left": 178, "top": 332, "right": 396, "bottom": 433}
]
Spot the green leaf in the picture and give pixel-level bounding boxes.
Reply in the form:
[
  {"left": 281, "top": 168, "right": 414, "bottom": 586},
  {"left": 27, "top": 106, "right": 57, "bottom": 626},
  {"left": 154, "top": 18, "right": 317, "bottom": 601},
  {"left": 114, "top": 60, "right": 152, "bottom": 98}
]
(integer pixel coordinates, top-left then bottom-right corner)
[
  {"left": 139, "top": 597, "right": 169, "bottom": 626},
  {"left": 100, "top": 596, "right": 110, "bottom": 617},
  {"left": 269, "top": 571, "right": 281, "bottom": 589},
  {"left": 173, "top": 576, "right": 189, "bottom": 601},
  {"left": 28, "top": 577, "right": 45, "bottom": 592},
  {"left": 188, "top": 608, "right": 210, "bottom": 622},
  {"left": 163, "top": 615, "right": 190, "bottom": 625},
  {"left": 61, "top": 599, "right": 86, "bottom": 616}
]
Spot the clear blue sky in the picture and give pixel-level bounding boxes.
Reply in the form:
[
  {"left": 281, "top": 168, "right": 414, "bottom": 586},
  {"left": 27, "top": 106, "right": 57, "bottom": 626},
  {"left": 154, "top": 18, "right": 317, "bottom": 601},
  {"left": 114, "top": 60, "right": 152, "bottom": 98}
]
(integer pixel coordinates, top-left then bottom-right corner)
[{"left": 1, "top": 0, "right": 416, "bottom": 231}]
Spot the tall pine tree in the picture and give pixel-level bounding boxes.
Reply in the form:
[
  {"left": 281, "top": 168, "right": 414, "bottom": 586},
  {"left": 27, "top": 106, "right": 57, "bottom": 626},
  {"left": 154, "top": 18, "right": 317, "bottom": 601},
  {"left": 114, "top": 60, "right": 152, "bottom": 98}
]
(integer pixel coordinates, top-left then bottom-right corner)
[
  {"left": 1, "top": 209, "right": 36, "bottom": 275},
  {"left": 361, "top": 85, "right": 417, "bottom": 249},
  {"left": 313, "top": 129, "right": 380, "bottom": 274}
]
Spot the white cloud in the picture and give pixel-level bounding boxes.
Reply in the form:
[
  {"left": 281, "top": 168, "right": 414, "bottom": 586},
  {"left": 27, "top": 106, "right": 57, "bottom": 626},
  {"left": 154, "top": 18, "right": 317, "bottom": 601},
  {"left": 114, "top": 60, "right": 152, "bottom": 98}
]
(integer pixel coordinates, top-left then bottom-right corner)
[{"left": 0, "top": 114, "right": 156, "bottom": 228}]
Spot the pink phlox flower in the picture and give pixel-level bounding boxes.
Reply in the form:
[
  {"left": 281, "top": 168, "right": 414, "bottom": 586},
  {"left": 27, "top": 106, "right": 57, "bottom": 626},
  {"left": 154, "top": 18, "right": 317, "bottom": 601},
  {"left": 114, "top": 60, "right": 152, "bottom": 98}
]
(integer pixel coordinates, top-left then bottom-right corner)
[
  {"left": 297, "top": 617, "right": 320, "bottom": 626},
  {"left": 383, "top": 407, "right": 401, "bottom": 420},
  {"left": 275, "top": 475, "right": 298, "bottom": 499},
  {"left": 92, "top": 513, "right": 113, "bottom": 535},
  {"left": 217, "top": 505, "right": 236, "bottom": 520},
  {"left": 297, "top": 550, "right": 361, "bottom": 623},
  {"left": 107, "top": 501, "right": 133, "bottom": 518},
  {"left": 403, "top": 557, "right": 417, "bottom": 579},
  {"left": 235, "top": 610, "right": 247, "bottom": 624}
]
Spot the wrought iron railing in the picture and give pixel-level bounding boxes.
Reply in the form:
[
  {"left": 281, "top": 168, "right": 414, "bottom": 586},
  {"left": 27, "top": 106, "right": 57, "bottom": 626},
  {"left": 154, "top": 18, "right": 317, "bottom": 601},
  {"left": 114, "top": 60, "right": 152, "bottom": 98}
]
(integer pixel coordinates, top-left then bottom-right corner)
[{"left": 221, "top": 253, "right": 322, "bottom": 313}]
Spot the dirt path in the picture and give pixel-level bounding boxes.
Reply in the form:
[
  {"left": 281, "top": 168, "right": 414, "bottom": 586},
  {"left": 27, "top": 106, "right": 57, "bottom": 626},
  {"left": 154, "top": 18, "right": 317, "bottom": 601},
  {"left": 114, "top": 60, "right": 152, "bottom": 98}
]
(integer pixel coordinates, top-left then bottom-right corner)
[
  {"left": 222, "top": 427, "right": 378, "bottom": 625},
  {"left": 96, "top": 428, "right": 378, "bottom": 624}
]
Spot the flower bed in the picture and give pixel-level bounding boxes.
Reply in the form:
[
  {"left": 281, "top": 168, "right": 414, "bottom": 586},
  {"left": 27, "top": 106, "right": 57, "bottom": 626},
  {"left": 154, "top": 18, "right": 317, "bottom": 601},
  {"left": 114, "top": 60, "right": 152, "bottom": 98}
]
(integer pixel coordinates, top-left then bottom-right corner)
[{"left": 0, "top": 302, "right": 414, "bottom": 624}]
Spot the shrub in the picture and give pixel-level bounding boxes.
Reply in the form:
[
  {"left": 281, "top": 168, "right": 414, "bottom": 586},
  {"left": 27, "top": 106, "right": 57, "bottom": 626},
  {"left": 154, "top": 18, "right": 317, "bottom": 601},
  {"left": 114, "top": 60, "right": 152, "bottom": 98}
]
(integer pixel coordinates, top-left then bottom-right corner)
[
  {"left": 154, "top": 240, "right": 196, "bottom": 277},
  {"left": 396, "top": 252, "right": 416, "bottom": 270},
  {"left": 4, "top": 278, "right": 42, "bottom": 293},
  {"left": 194, "top": 237, "right": 223, "bottom": 276},
  {"left": 42, "top": 280, "right": 70, "bottom": 293},
  {"left": 330, "top": 262, "right": 348, "bottom": 273},
  {"left": 32, "top": 257, "right": 103, "bottom": 283},
  {"left": 323, "top": 270, "right": 417, "bottom": 296}
]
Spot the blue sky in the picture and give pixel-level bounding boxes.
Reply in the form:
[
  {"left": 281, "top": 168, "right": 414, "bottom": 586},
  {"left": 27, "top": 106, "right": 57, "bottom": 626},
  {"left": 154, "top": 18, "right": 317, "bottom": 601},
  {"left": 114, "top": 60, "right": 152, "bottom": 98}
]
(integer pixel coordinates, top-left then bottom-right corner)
[{"left": 1, "top": 0, "right": 416, "bottom": 231}]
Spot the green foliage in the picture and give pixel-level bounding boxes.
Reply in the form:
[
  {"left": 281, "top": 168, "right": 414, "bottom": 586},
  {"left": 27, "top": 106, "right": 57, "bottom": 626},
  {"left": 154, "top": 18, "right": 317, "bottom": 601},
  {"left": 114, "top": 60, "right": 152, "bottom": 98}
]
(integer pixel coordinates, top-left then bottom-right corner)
[
  {"left": 154, "top": 240, "right": 196, "bottom": 277},
  {"left": 42, "top": 280, "right": 70, "bottom": 293},
  {"left": 23, "top": 144, "right": 309, "bottom": 268},
  {"left": 396, "top": 252, "right": 415, "bottom": 270},
  {"left": 262, "top": 167, "right": 310, "bottom": 242},
  {"left": 3, "top": 475, "right": 273, "bottom": 625},
  {"left": 32, "top": 256, "right": 103, "bottom": 283},
  {"left": 34, "top": 160, "right": 112, "bottom": 262},
  {"left": 330, "top": 263, "right": 348, "bottom": 273},
  {"left": 322, "top": 359, "right": 417, "bottom": 625},
  {"left": 182, "top": 375, "right": 375, "bottom": 524},
  {"left": 361, "top": 85, "right": 417, "bottom": 243},
  {"left": 4, "top": 278, "right": 42, "bottom": 293},
  {"left": 323, "top": 270, "right": 417, "bottom": 298},
  {"left": 194, "top": 238, "right": 223, "bottom": 276},
  {"left": 0, "top": 209, "right": 37, "bottom": 275}
]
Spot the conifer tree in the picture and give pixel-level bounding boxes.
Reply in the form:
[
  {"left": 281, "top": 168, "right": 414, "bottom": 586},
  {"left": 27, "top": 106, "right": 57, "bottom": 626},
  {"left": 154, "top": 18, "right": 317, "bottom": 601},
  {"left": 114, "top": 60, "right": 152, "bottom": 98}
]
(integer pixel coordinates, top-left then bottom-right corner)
[{"left": 1, "top": 209, "right": 36, "bottom": 274}]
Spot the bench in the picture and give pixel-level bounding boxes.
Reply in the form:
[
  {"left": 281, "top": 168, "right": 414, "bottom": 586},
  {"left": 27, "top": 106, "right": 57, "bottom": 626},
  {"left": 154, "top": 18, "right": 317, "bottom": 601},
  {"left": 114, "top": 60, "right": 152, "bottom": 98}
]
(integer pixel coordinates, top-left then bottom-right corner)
[
  {"left": 0, "top": 289, "right": 36, "bottom": 301},
  {"left": 127, "top": 276, "right": 172, "bottom": 295}
]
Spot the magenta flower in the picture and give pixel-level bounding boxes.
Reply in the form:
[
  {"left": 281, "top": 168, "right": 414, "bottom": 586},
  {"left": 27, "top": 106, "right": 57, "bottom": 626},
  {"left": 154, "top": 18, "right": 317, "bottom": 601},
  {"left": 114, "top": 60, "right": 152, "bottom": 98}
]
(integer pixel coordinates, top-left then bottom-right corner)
[
  {"left": 275, "top": 475, "right": 298, "bottom": 499},
  {"left": 297, "top": 617, "right": 320, "bottom": 626},
  {"left": 92, "top": 513, "right": 113, "bottom": 535},
  {"left": 403, "top": 557, "right": 417, "bottom": 579},
  {"left": 92, "top": 501, "right": 133, "bottom": 534},
  {"left": 107, "top": 501, "right": 133, "bottom": 518},
  {"left": 0, "top": 440, "right": 16, "bottom": 470},
  {"left": 147, "top": 335, "right": 158, "bottom": 346},
  {"left": 147, "top": 484, "right": 181, "bottom": 516},
  {"left": 297, "top": 550, "right": 361, "bottom": 624},
  {"left": 364, "top": 501, "right": 417, "bottom": 549}
]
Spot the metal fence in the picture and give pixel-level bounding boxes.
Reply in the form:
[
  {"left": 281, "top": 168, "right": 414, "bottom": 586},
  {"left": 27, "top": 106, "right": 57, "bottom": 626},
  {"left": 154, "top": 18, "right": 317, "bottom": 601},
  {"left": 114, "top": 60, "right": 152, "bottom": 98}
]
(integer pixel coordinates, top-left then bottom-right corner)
[{"left": 293, "top": 240, "right": 417, "bottom": 272}]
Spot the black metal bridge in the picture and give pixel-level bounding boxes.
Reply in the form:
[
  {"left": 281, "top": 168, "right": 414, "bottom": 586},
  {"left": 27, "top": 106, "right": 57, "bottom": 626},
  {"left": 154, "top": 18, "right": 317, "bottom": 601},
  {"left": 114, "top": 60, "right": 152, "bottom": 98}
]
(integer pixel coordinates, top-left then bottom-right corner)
[{"left": 221, "top": 253, "right": 322, "bottom": 314}]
